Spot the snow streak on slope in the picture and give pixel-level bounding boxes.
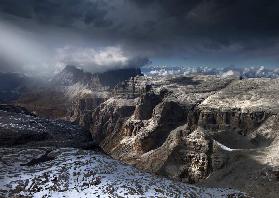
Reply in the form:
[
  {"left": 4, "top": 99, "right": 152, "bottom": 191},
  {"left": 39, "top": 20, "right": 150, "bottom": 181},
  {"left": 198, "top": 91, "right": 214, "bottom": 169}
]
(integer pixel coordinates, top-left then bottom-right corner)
[{"left": 0, "top": 148, "right": 244, "bottom": 198}]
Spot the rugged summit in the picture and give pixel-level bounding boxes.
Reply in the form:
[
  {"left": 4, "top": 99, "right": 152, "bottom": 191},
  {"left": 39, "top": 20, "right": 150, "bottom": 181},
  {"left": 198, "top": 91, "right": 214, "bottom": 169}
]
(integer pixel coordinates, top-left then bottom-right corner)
[
  {"left": 16, "top": 66, "right": 142, "bottom": 119},
  {"left": 72, "top": 74, "right": 279, "bottom": 197},
  {"left": 52, "top": 65, "right": 142, "bottom": 88},
  {"left": 51, "top": 65, "right": 102, "bottom": 88}
]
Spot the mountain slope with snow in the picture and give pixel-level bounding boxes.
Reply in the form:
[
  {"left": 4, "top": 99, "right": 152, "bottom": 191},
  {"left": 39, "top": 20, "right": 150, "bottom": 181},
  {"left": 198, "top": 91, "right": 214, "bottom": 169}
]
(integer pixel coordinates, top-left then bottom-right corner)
[{"left": 0, "top": 147, "right": 244, "bottom": 198}]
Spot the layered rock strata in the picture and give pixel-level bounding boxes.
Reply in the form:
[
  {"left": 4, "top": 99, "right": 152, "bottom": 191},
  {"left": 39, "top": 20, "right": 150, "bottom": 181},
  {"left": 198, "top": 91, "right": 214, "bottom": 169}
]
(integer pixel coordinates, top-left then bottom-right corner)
[{"left": 73, "top": 75, "right": 279, "bottom": 197}]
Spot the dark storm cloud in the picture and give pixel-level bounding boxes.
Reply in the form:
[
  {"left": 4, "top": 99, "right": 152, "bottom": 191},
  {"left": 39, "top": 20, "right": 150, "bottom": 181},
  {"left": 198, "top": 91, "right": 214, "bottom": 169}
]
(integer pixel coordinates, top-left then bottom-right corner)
[
  {"left": 0, "top": 0, "right": 279, "bottom": 72},
  {"left": 129, "top": 0, "right": 279, "bottom": 46},
  {"left": 2, "top": 0, "right": 279, "bottom": 42},
  {"left": 0, "top": 0, "right": 112, "bottom": 27}
]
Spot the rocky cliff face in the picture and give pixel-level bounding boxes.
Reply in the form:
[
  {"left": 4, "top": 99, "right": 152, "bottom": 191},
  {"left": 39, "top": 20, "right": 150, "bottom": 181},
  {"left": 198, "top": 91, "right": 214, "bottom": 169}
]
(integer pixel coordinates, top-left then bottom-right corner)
[
  {"left": 73, "top": 75, "right": 279, "bottom": 197},
  {"left": 0, "top": 105, "right": 246, "bottom": 198},
  {"left": 83, "top": 76, "right": 236, "bottom": 180},
  {"left": 1, "top": 69, "right": 252, "bottom": 197}
]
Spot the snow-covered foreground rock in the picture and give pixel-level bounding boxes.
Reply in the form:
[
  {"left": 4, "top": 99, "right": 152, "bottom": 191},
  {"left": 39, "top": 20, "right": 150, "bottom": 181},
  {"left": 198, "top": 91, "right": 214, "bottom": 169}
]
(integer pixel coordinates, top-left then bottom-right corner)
[{"left": 0, "top": 147, "right": 244, "bottom": 198}]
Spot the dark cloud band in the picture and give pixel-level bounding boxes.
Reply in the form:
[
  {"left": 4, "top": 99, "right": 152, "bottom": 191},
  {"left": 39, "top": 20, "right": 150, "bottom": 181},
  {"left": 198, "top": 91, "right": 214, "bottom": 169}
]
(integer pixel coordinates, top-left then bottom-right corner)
[{"left": 0, "top": 0, "right": 279, "bottom": 69}]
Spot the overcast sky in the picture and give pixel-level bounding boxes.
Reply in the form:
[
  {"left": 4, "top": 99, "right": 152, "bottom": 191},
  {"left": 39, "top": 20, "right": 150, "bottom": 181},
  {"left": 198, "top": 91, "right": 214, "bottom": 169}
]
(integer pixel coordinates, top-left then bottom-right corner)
[{"left": 0, "top": 0, "right": 279, "bottom": 75}]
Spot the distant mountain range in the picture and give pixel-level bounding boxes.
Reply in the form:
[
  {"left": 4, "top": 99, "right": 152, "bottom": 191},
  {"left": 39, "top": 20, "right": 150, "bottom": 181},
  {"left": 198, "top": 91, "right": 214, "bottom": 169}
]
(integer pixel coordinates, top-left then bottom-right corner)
[{"left": 142, "top": 65, "right": 279, "bottom": 78}]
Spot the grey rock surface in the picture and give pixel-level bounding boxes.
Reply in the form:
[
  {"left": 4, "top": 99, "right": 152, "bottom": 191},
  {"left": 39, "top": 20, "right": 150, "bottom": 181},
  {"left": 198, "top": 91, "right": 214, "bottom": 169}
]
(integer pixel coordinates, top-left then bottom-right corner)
[
  {"left": 2, "top": 70, "right": 278, "bottom": 197},
  {"left": 75, "top": 75, "right": 279, "bottom": 197},
  {"left": 0, "top": 105, "right": 94, "bottom": 148}
]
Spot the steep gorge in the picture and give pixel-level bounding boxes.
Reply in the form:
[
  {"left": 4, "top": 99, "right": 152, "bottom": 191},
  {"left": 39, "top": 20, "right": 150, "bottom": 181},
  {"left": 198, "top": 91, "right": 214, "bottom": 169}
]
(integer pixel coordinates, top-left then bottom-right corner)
[{"left": 70, "top": 75, "right": 279, "bottom": 197}]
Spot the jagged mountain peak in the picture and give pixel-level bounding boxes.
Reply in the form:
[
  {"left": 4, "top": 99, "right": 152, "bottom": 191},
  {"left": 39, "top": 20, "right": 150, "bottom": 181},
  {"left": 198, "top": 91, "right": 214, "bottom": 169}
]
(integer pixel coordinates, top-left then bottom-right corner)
[{"left": 52, "top": 65, "right": 142, "bottom": 88}]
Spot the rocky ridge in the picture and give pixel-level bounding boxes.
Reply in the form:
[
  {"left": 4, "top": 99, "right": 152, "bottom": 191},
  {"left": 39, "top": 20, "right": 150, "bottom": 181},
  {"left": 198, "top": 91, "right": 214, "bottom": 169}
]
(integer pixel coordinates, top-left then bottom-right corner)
[
  {"left": 52, "top": 65, "right": 142, "bottom": 89},
  {"left": 0, "top": 91, "right": 245, "bottom": 198},
  {"left": 16, "top": 66, "right": 142, "bottom": 119},
  {"left": 0, "top": 104, "right": 94, "bottom": 148},
  {"left": 71, "top": 74, "right": 279, "bottom": 197}
]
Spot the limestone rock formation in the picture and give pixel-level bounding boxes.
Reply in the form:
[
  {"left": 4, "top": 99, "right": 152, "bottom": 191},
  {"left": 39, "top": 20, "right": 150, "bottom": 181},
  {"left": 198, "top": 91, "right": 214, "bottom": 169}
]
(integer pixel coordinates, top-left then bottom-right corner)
[
  {"left": 72, "top": 75, "right": 279, "bottom": 197},
  {"left": 1, "top": 69, "right": 253, "bottom": 197}
]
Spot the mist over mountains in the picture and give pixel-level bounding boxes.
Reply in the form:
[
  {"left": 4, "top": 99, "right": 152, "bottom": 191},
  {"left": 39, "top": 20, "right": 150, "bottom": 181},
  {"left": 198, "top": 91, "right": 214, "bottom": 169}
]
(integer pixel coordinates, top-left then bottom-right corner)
[
  {"left": 0, "top": 20, "right": 149, "bottom": 76},
  {"left": 1, "top": 0, "right": 279, "bottom": 76}
]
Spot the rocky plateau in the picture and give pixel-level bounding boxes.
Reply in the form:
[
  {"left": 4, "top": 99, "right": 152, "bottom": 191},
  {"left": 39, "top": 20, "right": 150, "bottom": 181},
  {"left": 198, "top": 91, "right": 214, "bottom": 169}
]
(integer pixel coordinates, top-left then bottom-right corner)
[
  {"left": 69, "top": 72, "right": 279, "bottom": 198},
  {"left": 1, "top": 66, "right": 279, "bottom": 197}
]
